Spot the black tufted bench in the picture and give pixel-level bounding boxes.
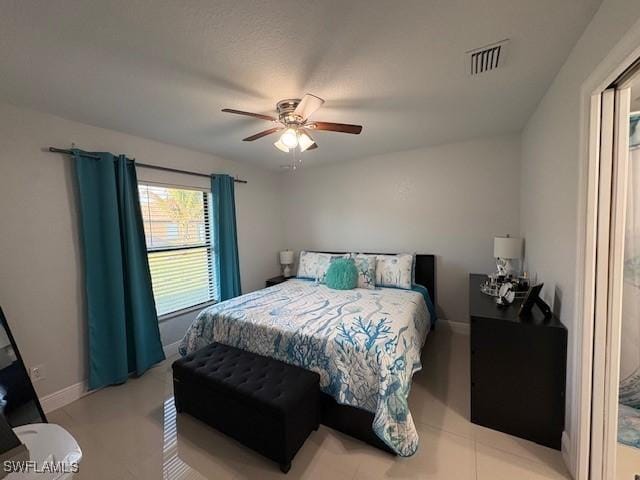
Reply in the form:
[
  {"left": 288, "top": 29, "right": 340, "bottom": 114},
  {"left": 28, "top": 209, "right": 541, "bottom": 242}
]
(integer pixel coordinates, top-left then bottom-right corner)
[{"left": 172, "top": 342, "right": 320, "bottom": 473}]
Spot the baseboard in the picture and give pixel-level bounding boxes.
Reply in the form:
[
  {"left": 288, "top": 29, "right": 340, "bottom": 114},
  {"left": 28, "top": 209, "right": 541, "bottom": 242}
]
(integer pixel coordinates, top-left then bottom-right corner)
[
  {"left": 163, "top": 340, "right": 181, "bottom": 358},
  {"left": 439, "top": 319, "right": 470, "bottom": 334},
  {"left": 40, "top": 380, "right": 89, "bottom": 414},
  {"left": 41, "top": 341, "right": 179, "bottom": 414},
  {"left": 561, "top": 431, "right": 574, "bottom": 479}
]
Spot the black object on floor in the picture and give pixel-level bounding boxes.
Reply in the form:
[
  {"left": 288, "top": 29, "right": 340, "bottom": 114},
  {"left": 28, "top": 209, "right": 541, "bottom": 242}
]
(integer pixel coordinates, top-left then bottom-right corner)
[
  {"left": 172, "top": 343, "right": 320, "bottom": 473},
  {"left": 319, "top": 392, "right": 395, "bottom": 454},
  {"left": 0, "top": 413, "right": 28, "bottom": 479}
]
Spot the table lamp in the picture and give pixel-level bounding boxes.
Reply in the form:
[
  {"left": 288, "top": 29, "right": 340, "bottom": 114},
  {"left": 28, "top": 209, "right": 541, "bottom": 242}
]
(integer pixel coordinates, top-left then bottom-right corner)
[
  {"left": 280, "top": 250, "right": 294, "bottom": 278},
  {"left": 494, "top": 235, "right": 522, "bottom": 277}
]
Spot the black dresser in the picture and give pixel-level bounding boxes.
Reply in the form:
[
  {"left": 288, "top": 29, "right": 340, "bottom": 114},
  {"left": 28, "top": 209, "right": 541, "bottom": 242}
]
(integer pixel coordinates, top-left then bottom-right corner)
[{"left": 469, "top": 274, "right": 567, "bottom": 449}]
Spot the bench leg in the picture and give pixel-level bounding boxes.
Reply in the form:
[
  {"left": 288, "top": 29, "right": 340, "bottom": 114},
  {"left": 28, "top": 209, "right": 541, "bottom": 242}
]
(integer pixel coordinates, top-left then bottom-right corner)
[
  {"left": 173, "top": 396, "right": 183, "bottom": 413},
  {"left": 173, "top": 380, "right": 183, "bottom": 413},
  {"left": 279, "top": 462, "right": 291, "bottom": 474}
]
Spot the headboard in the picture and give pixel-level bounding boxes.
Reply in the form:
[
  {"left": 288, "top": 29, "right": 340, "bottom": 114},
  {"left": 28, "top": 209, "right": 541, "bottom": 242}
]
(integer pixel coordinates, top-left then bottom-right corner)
[{"left": 308, "top": 251, "right": 436, "bottom": 307}]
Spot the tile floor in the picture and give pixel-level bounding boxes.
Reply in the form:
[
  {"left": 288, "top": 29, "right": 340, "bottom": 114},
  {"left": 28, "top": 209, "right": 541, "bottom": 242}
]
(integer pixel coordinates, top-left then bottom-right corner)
[
  {"left": 617, "top": 443, "right": 640, "bottom": 479},
  {"left": 47, "top": 325, "right": 572, "bottom": 479}
]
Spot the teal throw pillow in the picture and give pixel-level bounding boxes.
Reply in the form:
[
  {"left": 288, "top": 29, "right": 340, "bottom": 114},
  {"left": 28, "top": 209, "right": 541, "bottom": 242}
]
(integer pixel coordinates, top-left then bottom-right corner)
[{"left": 325, "top": 258, "right": 358, "bottom": 290}]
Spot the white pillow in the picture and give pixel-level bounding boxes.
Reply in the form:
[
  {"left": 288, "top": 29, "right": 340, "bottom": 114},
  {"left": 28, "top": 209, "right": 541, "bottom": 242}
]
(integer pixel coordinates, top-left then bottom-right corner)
[
  {"left": 375, "top": 253, "right": 414, "bottom": 290},
  {"left": 297, "top": 251, "right": 347, "bottom": 283},
  {"left": 296, "top": 250, "right": 319, "bottom": 280},
  {"left": 349, "top": 254, "right": 377, "bottom": 289}
]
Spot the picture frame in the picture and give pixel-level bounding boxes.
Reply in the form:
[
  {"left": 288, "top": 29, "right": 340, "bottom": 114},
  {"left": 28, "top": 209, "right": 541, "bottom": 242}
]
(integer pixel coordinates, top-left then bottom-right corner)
[
  {"left": 0, "top": 306, "right": 47, "bottom": 426},
  {"left": 518, "top": 283, "right": 544, "bottom": 317}
]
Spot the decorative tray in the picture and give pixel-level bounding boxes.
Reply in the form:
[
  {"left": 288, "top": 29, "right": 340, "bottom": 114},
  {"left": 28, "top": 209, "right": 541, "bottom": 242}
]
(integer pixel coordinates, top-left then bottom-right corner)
[{"left": 480, "top": 281, "right": 528, "bottom": 299}]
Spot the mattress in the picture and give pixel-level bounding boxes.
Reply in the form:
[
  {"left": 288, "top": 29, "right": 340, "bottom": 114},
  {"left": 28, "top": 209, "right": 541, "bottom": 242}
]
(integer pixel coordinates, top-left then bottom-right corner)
[{"left": 178, "top": 278, "right": 431, "bottom": 456}]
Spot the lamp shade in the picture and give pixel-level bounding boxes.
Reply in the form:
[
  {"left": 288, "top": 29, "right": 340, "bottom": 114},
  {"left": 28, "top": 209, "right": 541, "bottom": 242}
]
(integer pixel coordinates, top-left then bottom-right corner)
[
  {"left": 280, "top": 250, "right": 294, "bottom": 265},
  {"left": 494, "top": 236, "right": 522, "bottom": 259},
  {"left": 298, "top": 132, "right": 315, "bottom": 152},
  {"left": 274, "top": 139, "right": 290, "bottom": 153}
]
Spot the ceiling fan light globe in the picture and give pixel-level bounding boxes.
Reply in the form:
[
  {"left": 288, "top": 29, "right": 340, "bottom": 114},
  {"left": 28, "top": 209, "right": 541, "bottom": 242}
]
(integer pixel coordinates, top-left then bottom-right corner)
[
  {"left": 298, "top": 132, "right": 315, "bottom": 152},
  {"left": 274, "top": 139, "right": 290, "bottom": 153},
  {"left": 281, "top": 129, "right": 299, "bottom": 148}
]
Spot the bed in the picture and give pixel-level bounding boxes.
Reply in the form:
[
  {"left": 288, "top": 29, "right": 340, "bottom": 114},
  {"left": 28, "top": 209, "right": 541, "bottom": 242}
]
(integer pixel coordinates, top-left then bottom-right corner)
[
  {"left": 178, "top": 253, "right": 436, "bottom": 457},
  {"left": 618, "top": 403, "right": 640, "bottom": 448}
]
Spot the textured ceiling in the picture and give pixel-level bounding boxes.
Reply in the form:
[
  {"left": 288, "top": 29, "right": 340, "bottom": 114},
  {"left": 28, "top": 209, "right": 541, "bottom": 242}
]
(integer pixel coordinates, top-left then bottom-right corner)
[{"left": 0, "top": 0, "right": 602, "bottom": 170}]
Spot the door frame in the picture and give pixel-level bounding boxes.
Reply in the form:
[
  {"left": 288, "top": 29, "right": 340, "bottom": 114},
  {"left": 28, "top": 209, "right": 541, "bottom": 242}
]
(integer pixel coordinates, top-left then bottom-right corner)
[
  {"left": 587, "top": 84, "right": 631, "bottom": 480},
  {"left": 575, "top": 33, "right": 640, "bottom": 479},
  {"left": 602, "top": 86, "right": 630, "bottom": 480}
]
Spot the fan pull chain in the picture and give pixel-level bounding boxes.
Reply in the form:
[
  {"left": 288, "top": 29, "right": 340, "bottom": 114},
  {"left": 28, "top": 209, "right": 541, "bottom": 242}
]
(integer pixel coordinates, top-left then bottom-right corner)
[{"left": 290, "top": 143, "right": 303, "bottom": 170}]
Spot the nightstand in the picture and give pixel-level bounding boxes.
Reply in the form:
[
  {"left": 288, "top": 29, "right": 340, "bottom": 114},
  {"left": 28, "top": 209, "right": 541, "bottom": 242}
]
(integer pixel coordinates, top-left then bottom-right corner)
[
  {"left": 469, "top": 273, "right": 567, "bottom": 449},
  {"left": 266, "top": 275, "right": 289, "bottom": 288}
]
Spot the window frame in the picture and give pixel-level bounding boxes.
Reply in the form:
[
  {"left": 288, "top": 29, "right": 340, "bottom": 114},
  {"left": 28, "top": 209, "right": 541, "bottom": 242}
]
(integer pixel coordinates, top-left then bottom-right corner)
[{"left": 138, "top": 180, "right": 217, "bottom": 321}]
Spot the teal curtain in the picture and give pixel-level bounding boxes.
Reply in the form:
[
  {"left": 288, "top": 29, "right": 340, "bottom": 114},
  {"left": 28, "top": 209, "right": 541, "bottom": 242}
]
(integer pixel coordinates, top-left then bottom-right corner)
[
  {"left": 212, "top": 174, "right": 241, "bottom": 301},
  {"left": 73, "top": 150, "right": 165, "bottom": 390}
]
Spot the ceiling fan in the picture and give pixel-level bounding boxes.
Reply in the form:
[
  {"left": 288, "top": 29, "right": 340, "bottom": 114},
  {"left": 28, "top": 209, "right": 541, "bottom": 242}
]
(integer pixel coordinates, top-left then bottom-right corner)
[{"left": 222, "top": 94, "right": 362, "bottom": 153}]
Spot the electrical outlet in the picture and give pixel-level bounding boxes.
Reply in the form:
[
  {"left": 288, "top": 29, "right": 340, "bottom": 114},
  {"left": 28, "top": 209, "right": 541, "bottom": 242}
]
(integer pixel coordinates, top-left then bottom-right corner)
[{"left": 29, "top": 364, "right": 46, "bottom": 382}]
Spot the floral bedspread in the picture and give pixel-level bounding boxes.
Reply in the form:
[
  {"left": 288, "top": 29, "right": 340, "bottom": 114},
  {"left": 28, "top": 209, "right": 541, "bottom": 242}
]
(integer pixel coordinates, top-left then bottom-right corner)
[{"left": 178, "top": 278, "right": 431, "bottom": 456}]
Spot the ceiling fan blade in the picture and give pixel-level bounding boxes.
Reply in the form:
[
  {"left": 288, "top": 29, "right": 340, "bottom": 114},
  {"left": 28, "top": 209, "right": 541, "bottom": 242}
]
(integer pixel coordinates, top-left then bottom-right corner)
[
  {"left": 222, "top": 108, "right": 276, "bottom": 121},
  {"left": 293, "top": 94, "right": 325, "bottom": 120},
  {"left": 308, "top": 121, "right": 362, "bottom": 134},
  {"left": 306, "top": 142, "right": 318, "bottom": 150},
  {"left": 243, "top": 127, "right": 282, "bottom": 141}
]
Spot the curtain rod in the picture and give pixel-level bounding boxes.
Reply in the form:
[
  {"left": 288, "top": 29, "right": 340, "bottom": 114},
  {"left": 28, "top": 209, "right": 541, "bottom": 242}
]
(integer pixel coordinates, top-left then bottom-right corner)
[{"left": 48, "top": 147, "right": 248, "bottom": 184}]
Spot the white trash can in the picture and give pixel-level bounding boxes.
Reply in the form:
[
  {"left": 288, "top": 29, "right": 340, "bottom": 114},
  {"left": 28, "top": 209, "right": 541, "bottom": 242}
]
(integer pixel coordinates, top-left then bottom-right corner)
[{"left": 6, "top": 423, "right": 82, "bottom": 480}]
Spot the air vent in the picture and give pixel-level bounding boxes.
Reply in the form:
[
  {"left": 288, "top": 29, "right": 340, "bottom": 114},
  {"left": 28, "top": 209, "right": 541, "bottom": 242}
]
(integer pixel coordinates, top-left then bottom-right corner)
[{"left": 466, "top": 39, "right": 509, "bottom": 75}]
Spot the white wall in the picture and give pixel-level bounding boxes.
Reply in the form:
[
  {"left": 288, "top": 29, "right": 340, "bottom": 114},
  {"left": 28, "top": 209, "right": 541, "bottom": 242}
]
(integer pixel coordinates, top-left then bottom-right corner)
[
  {"left": 519, "top": 0, "right": 640, "bottom": 473},
  {"left": 0, "top": 102, "right": 283, "bottom": 398},
  {"left": 282, "top": 134, "right": 521, "bottom": 323}
]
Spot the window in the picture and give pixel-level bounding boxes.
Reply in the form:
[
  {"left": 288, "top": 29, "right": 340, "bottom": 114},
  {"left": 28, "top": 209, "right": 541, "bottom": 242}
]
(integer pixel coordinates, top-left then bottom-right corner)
[{"left": 138, "top": 183, "right": 216, "bottom": 317}]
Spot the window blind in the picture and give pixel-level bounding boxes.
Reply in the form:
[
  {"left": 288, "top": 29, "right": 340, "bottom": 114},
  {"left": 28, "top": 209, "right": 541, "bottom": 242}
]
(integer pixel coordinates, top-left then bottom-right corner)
[{"left": 138, "top": 183, "right": 216, "bottom": 316}]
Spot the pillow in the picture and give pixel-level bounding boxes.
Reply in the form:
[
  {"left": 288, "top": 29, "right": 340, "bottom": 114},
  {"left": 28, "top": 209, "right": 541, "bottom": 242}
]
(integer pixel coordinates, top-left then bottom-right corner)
[
  {"left": 325, "top": 258, "right": 358, "bottom": 290},
  {"left": 297, "top": 251, "right": 347, "bottom": 283},
  {"left": 316, "top": 253, "right": 347, "bottom": 284},
  {"left": 349, "top": 253, "right": 376, "bottom": 289},
  {"left": 375, "top": 253, "right": 414, "bottom": 290},
  {"left": 296, "top": 250, "right": 319, "bottom": 280}
]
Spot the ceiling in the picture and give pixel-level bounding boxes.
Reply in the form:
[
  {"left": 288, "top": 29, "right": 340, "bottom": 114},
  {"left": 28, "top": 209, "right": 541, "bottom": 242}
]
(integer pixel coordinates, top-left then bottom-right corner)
[{"left": 0, "top": 0, "right": 602, "bottom": 170}]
